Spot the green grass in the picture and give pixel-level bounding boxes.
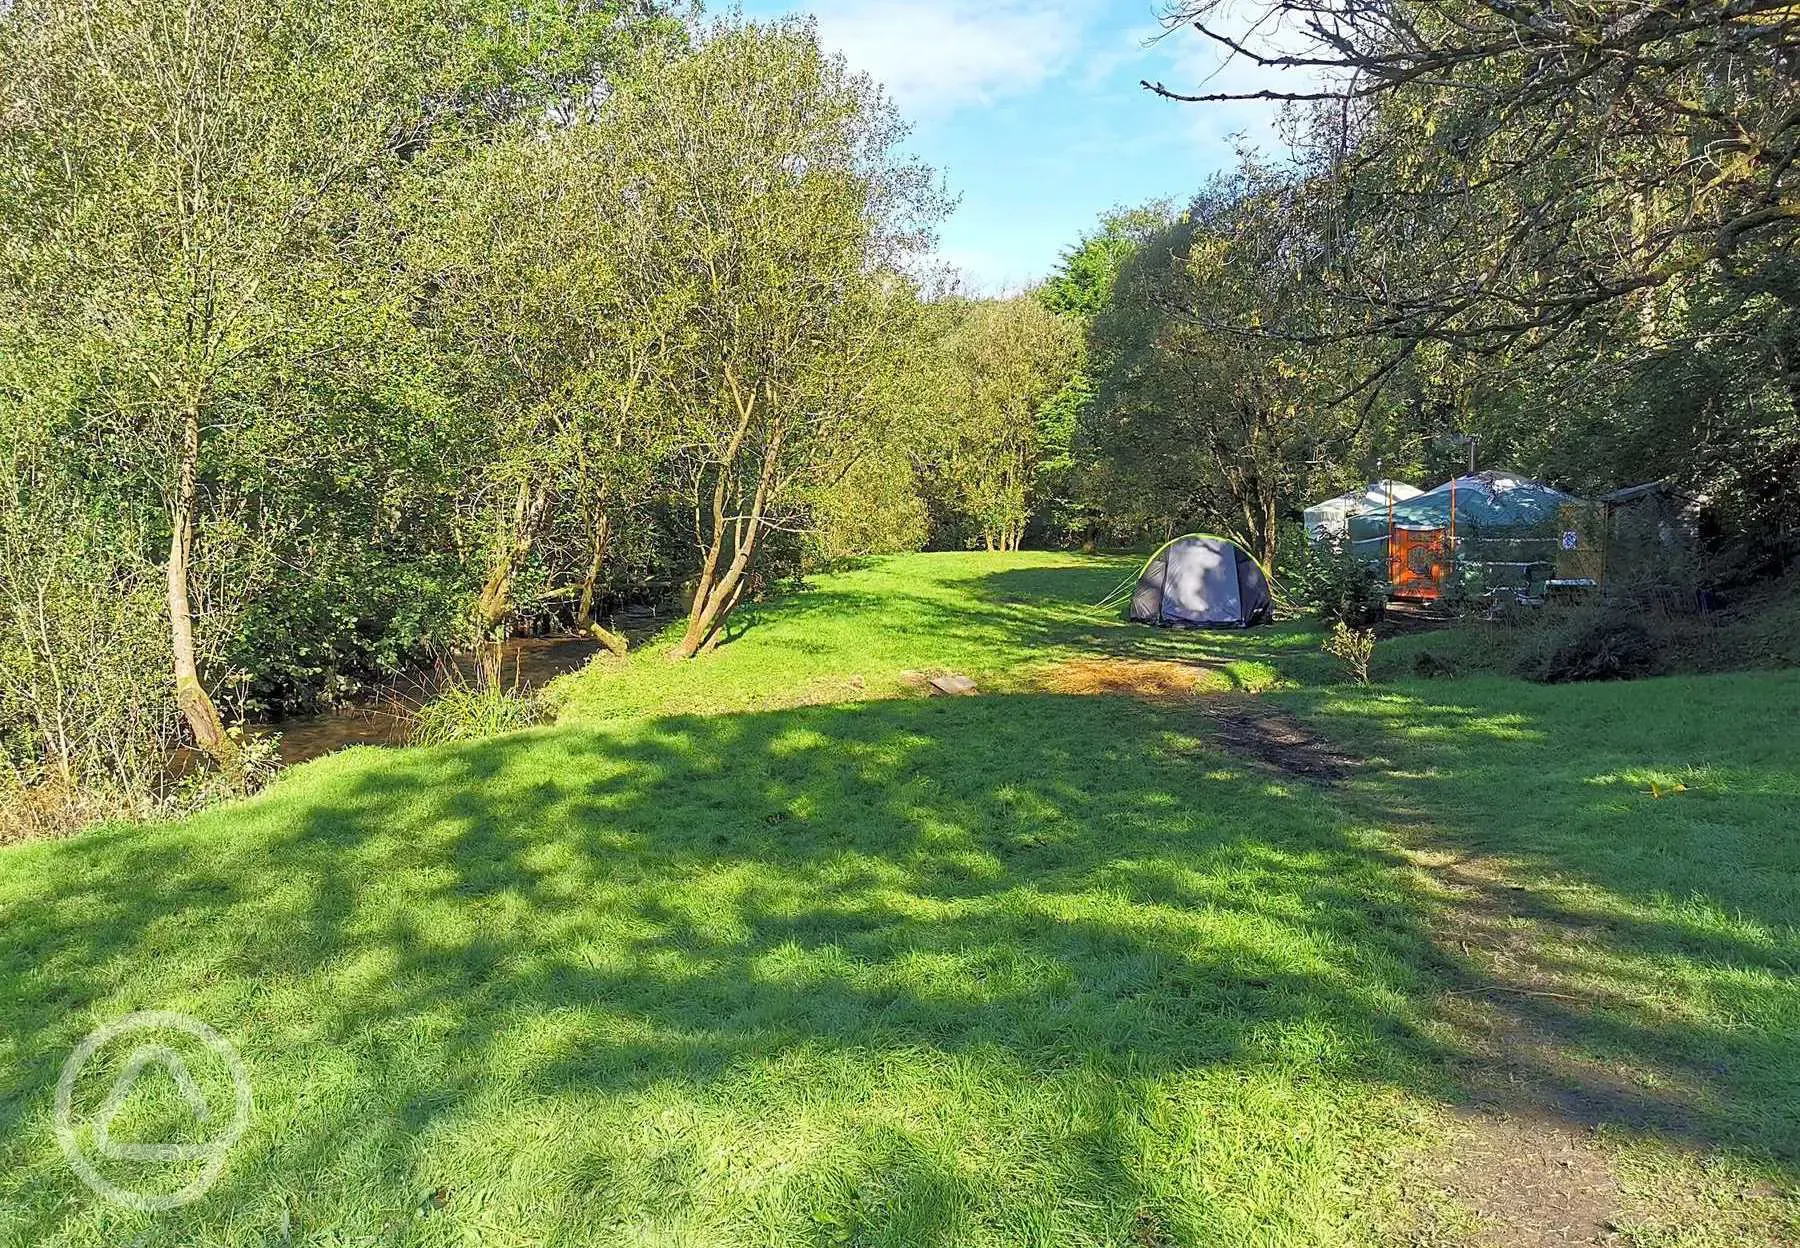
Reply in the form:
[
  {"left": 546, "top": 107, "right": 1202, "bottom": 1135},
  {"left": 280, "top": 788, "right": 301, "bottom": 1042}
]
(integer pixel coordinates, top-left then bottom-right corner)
[
  {"left": 407, "top": 683, "right": 547, "bottom": 748},
  {"left": 1, "top": 552, "right": 1796, "bottom": 1246},
  {"left": 551, "top": 551, "right": 1337, "bottom": 722},
  {"left": 1376, "top": 571, "right": 1800, "bottom": 682},
  {"left": 1292, "top": 673, "right": 1800, "bottom": 1126}
]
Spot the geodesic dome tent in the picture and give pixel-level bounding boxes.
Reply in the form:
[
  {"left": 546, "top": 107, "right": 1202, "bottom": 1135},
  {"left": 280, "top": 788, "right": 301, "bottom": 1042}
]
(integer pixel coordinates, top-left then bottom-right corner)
[
  {"left": 1305, "top": 480, "right": 1424, "bottom": 544},
  {"left": 1128, "top": 535, "right": 1274, "bottom": 628}
]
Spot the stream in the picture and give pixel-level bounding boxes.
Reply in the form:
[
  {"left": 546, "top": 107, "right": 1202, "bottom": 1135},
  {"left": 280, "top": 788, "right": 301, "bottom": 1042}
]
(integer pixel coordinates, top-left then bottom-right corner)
[{"left": 264, "top": 634, "right": 611, "bottom": 765}]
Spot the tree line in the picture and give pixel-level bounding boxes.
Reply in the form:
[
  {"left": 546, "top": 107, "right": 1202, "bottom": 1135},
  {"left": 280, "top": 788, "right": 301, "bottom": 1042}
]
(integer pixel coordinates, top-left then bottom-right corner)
[
  {"left": 0, "top": 0, "right": 1090, "bottom": 812},
  {"left": 1066, "top": 0, "right": 1799, "bottom": 568},
  {"left": 5, "top": 0, "right": 1794, "bottom": 819}
]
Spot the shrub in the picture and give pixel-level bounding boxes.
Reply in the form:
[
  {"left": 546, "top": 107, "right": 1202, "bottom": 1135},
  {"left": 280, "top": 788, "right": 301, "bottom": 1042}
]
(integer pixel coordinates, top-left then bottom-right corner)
[
  {"left": 408, "top": 681, "right": 546, "bottom": 747},
  {"left": 0, "top": 498, "right": 181, "bottom": 801},
  {"left": 228, "top": 553, "right": 470, "bottom": 715},
  {"left": 1288, "top": 535, "right": 1385, "bottom": 626},
  {"left": 172, "top": 728, "right": 286, "bottom": 810},
  {"left": 1518, "top": 609, "right": 1660, "bottom": 683},
  {"left": 1322, "top": 621, "right": 1377, "bottom": 686},
  {"left": 805, "top": 453, "right": 930, "bottom": 568}
]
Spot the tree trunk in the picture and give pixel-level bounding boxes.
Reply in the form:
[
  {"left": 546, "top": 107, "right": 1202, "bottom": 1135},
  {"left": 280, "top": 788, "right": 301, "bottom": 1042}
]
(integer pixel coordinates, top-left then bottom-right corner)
[
  {"left": 1256, "top": 493, "right": 1280, "bottom": 572},
  {"left": 676, "top": 540, "right": 755, "bottom": 658},
  {"left": 168, "top": 404, "right": 233, "bottom": 765},
  {"left": 671, "top": 377, "right": 779, "bottom": 661},
  {"left": 475, "top": 480, "right": 550, "bottom": 637},
  {"left": 575, "top": 510, "right": 612, "bottom": 630},
  {"left": 673, "top": 451, "right": 776, "bottom": 659},
  {"left": 575, "top": 510, "right": 630, "bottom": 657},
  {"left": 588, "top": 623, "right": 630, "bottom": 657},
  {"left": 676, "top": 498, "right": 763, "bottom": 658}
]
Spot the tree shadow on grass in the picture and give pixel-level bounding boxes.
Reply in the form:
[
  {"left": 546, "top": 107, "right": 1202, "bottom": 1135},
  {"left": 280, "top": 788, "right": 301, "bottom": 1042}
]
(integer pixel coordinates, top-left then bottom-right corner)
[
  {"left": 0, "top": 693, "right": 1451, "bottom": 1246},
  {"left": 1276, "top": 674, "right": 1800, "bottom": 1169},
  {"left": 4, "top": 676, "right": 1793, "bottom": 1244}
]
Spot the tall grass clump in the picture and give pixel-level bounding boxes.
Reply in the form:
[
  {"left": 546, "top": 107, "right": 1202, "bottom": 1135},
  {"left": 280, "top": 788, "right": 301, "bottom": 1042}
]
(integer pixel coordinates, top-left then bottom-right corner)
[{"left": 407, "top": 650, "right": 547, "bottom": 747}]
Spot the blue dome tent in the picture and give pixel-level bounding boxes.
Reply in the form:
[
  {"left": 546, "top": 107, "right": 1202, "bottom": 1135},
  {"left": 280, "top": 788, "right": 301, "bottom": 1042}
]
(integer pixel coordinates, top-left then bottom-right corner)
[{"left": 1127, "top": 535, "right": 1274, "bottom": 629}]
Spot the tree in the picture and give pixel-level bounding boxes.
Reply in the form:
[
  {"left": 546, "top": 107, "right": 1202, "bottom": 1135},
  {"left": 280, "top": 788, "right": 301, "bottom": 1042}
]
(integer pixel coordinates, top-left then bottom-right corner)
[
  {"left": 920, "top": 298, "right": 1083, "bottom": 551},
  {"left": 1036, "top": 206, "right": 1174, "bottom": 543},
  {"left": 1041, "top": 206, "right": 1173, "bottom": 319},
  {"left": 598, "top": 17, "right": 946, "bottom": 659},
  {"left": 407, "top": 117, "right": 680, "bottom": 648},
  {"left": 0, "top": 0, "right": 664, "bottom": 764},
  {"left": 1149, "top": 0, "right": 1800, "bottom": 349},
  {"left": 1145, "top": 0, "right": 1800, "bottom": 547},
  {"left": 1082, "top": 173, "right": 1365, "bottom": 567}
]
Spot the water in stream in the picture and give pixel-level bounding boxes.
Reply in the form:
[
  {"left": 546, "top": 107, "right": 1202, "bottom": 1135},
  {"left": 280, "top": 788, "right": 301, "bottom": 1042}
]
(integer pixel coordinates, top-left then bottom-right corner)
[{"left": 266, "top": 635, "right": 609, "bottom": 765}]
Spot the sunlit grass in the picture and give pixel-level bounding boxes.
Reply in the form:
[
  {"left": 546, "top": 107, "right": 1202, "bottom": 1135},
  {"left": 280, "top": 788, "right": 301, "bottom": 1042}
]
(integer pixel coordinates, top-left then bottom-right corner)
[
  {"left": 0, "top": 552, "right": 1795, "bottom": 1246},
  {"left": 0, "top": 694, "right": 1441, "bottom": 1246},
  {"left": 551, "top": 551, "right": 1335, "bottom": 723}
]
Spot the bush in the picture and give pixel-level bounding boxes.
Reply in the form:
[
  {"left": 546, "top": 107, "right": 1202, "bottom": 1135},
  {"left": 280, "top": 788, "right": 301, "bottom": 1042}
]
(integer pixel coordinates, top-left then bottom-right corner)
[
  {"left": 1286, "top": 533, "right": 1385, "bottom": 626},
  {"left": 0, "top": 498, "right": 181, "bottom": 800},
  {"left": 805, "top": 453, "right": 930, "bottom": 568},
  {"left": 227, "top": 551, "right": 471, "bottom": 716},
  {"left": 1517, "top": 609, "right": 1660, "bottom": 683},
  {"left": 1322, "top": 621, "right": 1377, "bottom": 685}
]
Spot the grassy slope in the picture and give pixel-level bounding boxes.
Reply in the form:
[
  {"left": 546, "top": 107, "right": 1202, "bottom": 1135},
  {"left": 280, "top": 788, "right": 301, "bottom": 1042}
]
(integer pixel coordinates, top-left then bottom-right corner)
[
  {"left": 0, "top": 552, "right": 1795, "bottom": 1246},
  {"left": 553, "top": 551, "right": 1336, "bottom": 723},
  {"left": 1376, "top": 571, "right": 1800, "bottom": 682}
]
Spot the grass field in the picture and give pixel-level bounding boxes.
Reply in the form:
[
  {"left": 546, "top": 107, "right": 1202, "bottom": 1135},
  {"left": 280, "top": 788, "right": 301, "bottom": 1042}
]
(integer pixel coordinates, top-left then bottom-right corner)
[{"left": 1, "top": 552, "right": 1795, "bottom": 1246}]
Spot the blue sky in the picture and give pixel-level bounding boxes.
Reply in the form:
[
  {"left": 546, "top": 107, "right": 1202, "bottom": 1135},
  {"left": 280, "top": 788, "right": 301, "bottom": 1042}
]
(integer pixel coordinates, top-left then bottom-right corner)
[{"left": 738, "top": 0, "right": 1293, "bottom": 291}]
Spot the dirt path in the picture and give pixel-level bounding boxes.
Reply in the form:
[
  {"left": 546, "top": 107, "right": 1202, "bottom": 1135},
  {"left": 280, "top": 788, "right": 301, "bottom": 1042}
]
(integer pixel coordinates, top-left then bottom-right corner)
[
  {"left": 1197, "top": 698, "right": 1363, "bottom": 784},
  {"left": 1409, "top": 849, "right": 1637, "bottom": 1246},
  {"left": 1035, "top": 657, "right": 1362, "bottom": 784},
  {"left": 1035, "top": 655, "right": 1706, "bottom": 1244},
  {"left": 1020, "top": 652, "right": 1792, "bottom": 1243},
  {"left": 1425, "top": 1106, "right": 1625, "bottom": 1246}
]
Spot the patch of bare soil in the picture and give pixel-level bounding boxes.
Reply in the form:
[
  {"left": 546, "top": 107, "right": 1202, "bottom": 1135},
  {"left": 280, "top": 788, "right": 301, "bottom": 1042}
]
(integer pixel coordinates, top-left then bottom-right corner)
[
  {"left": 1405, "top": 848, "right": 1734, "bottom": 1245},
  {"left": 1427, "top": 1106, "right": 1625, "bottom": 1246},
  {"left": 1036, "top": 656, "right": 1215, "bottom": 699},
  {"left": 1199, "top": 698, "right": 1363, "bottom": 785},
  {"left": 1427, "top": 855, "right": 1715, "bottom": 1140},
  {"left": 1034, "top": 660, "right": 1364, "bottom": 784},
  {"left": 1377, "top": 600, "right": 1457, "bottom": 639}
]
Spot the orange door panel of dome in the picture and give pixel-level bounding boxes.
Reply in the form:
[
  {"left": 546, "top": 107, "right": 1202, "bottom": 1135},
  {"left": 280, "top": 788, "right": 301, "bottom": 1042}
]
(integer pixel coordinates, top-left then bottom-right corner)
[{"left": 1390, "top": 525, "right": 1448, "bottom": 600}]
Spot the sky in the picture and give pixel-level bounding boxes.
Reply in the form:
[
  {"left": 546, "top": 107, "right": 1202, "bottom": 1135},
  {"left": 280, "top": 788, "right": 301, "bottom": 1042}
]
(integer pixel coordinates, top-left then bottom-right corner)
[{"left": 737, "top": 0, "right": 1297, "bottom": 292}]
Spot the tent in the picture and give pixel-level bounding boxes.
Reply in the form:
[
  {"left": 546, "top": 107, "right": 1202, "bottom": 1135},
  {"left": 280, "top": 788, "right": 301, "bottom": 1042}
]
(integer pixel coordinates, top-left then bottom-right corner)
[
  {"left": 1344, "top": 471, "right": 1584, "bottom": 601},
  {"left": 1388, "top": 470, "right": 1575, "bottom": 532},
  {"left": 1128, "top": 535, "right": 1274, "bottom": 628},
  {"left": 1304, "top": 480, "right": 1423, "bottom": 543}
]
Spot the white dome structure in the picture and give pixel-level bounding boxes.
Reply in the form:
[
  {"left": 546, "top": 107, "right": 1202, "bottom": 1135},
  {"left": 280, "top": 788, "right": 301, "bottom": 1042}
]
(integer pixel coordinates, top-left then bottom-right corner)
[{"left": 1304, "top": 480, "right": 1425, "bottom": 543}]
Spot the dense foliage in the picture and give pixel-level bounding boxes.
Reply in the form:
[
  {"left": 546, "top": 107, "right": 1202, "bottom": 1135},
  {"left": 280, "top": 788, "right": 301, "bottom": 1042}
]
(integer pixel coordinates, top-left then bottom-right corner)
[
  {"left": 1084, "top": 0, "right": 1800, "bottom": 565},
  {"left": 0, "top": 2, "right": 966, "bottom": 805}
]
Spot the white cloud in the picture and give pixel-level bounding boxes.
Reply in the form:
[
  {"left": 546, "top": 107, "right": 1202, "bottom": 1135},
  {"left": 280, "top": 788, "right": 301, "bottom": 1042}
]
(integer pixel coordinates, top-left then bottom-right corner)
[
  {"left": 797, "top": 0, "right": 1090, "bottom": 118},
  {"left": 1140, "top": 6, "right": 1323, "bottom": 158}
]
